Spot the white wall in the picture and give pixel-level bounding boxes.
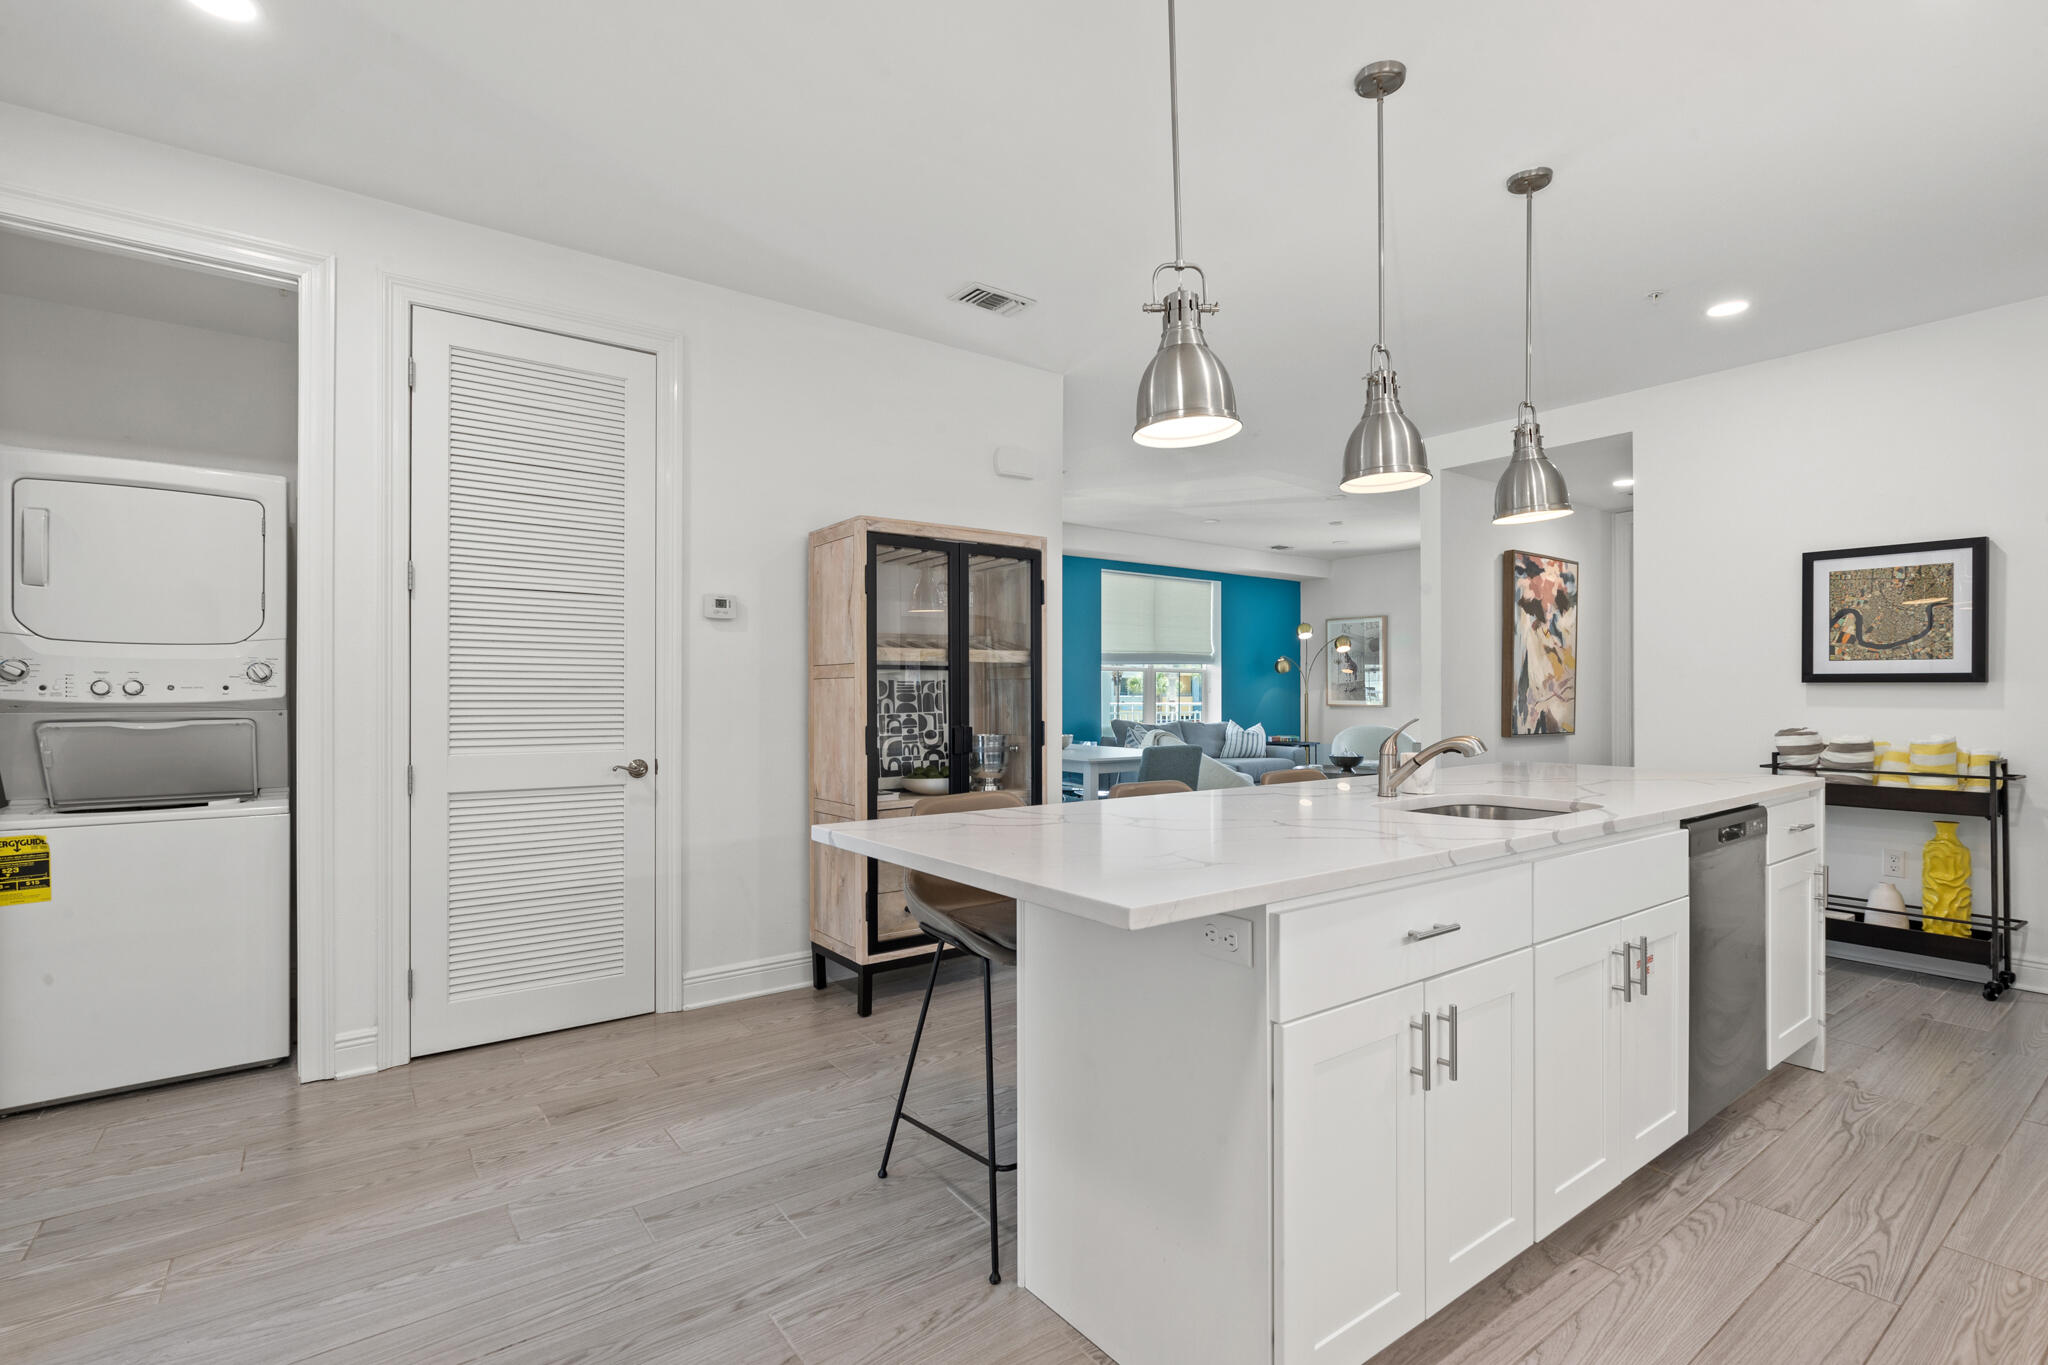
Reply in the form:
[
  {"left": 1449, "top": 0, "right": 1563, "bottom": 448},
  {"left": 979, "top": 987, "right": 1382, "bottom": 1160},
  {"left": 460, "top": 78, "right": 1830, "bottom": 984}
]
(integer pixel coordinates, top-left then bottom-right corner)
[
  {"left": 1434, "top": 469, "right": 1616, "bottom": 764},
  {"left": 0, "top": 288, "right": 297, "bottom": 479},
  {"left": 1421, "top": 293, "right": 2048, "bottom": 983},
  {"left": 0, "top": 103, "right": 1064, "bottom": 1063},
  {"left": 1299, "top": 548, "right": 1420, "bottom": 749}
]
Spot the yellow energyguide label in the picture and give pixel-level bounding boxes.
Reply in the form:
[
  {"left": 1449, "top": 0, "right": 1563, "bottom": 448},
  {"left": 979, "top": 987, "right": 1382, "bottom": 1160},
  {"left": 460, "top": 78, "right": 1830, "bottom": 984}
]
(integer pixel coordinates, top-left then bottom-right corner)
[{"left": 0, "top": 835, "right": 51, "bottom": 905}]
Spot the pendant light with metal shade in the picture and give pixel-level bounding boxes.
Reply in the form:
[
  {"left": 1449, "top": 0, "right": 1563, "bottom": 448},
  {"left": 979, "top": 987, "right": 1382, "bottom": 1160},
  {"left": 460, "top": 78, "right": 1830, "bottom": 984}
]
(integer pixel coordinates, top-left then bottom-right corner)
[
  {"left": 1493, "top": 167, "right": 1574, "bottom": 524},
  {"left": 1340, "top": 60, "right": 1430, "bottom": 494},
  {"left": 1133, "top": 0, "right": 1240, "bottom": 449}
]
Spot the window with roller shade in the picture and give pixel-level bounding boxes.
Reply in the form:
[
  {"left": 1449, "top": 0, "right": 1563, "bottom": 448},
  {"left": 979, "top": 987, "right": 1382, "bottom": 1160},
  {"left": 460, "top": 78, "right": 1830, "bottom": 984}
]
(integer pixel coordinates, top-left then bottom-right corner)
[{"left": 1099, "top": 571, "right": 1221, "bottom": 726}]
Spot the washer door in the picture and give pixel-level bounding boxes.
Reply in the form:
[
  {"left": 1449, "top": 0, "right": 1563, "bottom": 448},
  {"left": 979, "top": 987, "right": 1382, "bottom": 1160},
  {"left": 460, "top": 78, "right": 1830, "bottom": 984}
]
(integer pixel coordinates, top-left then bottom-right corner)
[{"left": 12, "top": 479, "right": 267, "bottom": 644}]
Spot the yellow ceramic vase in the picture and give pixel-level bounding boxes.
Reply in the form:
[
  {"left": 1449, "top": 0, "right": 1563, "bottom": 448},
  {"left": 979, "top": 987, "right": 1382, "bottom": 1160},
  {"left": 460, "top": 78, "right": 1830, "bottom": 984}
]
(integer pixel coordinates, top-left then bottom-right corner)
[{"left": 1921, "top": 820, "right": 1973, "bottom": 937}]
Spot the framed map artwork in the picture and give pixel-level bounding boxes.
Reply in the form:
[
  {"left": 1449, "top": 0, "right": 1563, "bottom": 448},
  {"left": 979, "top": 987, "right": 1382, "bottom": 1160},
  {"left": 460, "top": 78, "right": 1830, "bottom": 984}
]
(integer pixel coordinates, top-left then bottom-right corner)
[{"left": 1802, "top": 537, "right": 1988, "bottom": 682}]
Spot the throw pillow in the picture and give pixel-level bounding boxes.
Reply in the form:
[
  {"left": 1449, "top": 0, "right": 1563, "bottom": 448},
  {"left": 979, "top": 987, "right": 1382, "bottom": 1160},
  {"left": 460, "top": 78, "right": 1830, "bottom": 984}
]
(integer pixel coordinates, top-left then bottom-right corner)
[
  {"left": 1196, "top": 754, "right": 1255, "bottom": 789},
  {"left": 1220, "top": 720, "right": 1266, "bottom": 759}
]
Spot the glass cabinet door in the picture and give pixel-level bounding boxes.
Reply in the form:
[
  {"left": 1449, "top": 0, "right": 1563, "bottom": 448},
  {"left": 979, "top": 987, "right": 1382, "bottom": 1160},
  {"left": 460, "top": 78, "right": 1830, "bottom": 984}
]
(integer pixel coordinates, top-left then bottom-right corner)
[
  {"left": 869, "top": 538, "right": 954, "bottom": 948},
  {"left": 965, "top": 548, "right": 1040, "bottom": 803}
]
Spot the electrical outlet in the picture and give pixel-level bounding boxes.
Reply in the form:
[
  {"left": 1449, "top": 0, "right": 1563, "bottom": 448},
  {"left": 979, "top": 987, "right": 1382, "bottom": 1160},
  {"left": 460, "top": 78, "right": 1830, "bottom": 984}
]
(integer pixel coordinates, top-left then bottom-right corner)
[
  {"left": 1192, "top": 914, "right": 1254, "bottom": 968},
  {"left": 1883, "top": 849, "right": 1907, "bottom": 880}
]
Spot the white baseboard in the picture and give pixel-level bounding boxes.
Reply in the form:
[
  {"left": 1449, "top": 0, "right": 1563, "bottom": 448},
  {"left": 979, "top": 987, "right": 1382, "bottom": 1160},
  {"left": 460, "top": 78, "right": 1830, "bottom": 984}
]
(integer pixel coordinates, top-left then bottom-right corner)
[
  {"left": 331, "top": 1027, "right": 381, "bottom": 1078},
  {"left": 682, "top": 950, "right": 814, "bottom": 1010},
  {"left": 1827, "top": 943, "right": 2046, "bottom": 998}
]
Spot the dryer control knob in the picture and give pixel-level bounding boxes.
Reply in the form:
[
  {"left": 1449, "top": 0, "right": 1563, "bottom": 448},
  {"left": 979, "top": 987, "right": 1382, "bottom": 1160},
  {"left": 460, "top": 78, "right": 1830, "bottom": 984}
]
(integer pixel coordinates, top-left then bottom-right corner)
[
  {"left": 0, "top": 659, "right": 26, "bottom": 682},
  {"left": 121, "top": 679, "right": 145, "bottom": 696},
  {"left": 246, "top": 661, "right": 274, "bottom": 684},
  {"left": 89, "top": 679, "right": 112, "bottom": 696}
]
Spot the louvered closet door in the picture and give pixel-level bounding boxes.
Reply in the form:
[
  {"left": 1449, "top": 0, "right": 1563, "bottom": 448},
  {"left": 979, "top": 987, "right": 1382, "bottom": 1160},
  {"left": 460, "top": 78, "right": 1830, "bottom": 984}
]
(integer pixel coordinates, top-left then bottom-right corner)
[{"left": 409, "top": 308, "right": 657, "bottom": 1056}]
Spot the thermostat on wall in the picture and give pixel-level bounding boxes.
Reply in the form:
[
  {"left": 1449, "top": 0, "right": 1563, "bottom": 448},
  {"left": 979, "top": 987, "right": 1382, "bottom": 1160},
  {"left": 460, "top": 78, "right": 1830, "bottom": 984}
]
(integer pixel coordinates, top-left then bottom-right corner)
[{"left": 702, "top": 594, "right": 738, "bottom": 620}]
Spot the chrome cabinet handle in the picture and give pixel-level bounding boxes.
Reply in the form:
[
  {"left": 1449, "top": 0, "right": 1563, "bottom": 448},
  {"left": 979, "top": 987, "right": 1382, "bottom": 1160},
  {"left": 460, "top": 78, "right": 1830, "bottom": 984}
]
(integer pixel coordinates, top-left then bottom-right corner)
[
  {"left": 1787, "top": 822, "right": 1816, "bottom": 833},
  {"left": 1410, "top": 1012, "right": 1433, "bottom": 1091},
  {"left": 1612, "top": 942, "right": 1634, "bottom": 1003},
  {"left": 1437, "top": 1003, "right": 1459, "bottom": 1082},
  {"left": 612, "top": 759, "right": 650, "bottom": 778},
  {"left": 1635, "top": 935, "right": 1652, "bottom": 996},
  {"left": 1404, "top": 922, "right": 1462, "bottom": 943}
]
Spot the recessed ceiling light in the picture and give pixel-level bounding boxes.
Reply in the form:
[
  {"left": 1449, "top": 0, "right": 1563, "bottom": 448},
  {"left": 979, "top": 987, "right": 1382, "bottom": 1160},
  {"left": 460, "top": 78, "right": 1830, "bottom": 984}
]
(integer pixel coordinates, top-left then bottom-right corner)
[
  {"left": 1705, "top": 299, "right": 1750, "bottom": 318},
  {"left": 1202, "top": 518, "right": 1221, "bottom": 524},
  {"left": 1270, "top": 544, "right": 1292, "bottom": 551},
  {"left": 189, "top": 0, "right": 261, "bottom": 20},
  {"left": 1612, "top": 477, "right": 1635, "bottom": 488}
]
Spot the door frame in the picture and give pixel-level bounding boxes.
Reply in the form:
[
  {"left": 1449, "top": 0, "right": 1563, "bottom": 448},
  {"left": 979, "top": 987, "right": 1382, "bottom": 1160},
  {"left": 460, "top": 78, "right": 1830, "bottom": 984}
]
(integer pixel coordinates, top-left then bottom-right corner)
[
  {"left": 382, "top": 278, "right": 684, "bottom": 1069},
  {"left": 0, "top": 186, "right": 341, "bottom": 1082}
]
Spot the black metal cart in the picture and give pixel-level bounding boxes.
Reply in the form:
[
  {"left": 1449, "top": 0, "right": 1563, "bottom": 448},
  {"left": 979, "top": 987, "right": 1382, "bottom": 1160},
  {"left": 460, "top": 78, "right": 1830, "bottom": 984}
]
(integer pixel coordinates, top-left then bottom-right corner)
[{"left": 1766, "top": 755, "right": 2024, "bottom": 1000}]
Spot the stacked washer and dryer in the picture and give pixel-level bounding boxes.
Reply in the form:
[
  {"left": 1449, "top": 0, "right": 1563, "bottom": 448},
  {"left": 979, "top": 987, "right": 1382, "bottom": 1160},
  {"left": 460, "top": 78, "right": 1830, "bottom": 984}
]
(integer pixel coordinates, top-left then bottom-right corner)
[{"left": 0, "top": 445, "right": 291, "bottom": 1112}]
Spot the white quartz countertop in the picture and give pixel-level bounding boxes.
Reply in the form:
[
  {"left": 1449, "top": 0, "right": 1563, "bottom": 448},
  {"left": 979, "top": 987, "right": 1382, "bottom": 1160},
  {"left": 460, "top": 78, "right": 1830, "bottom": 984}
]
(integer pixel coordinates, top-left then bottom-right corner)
[{"left": 810, "top": 763, "right": 1822, "bottom": 930}]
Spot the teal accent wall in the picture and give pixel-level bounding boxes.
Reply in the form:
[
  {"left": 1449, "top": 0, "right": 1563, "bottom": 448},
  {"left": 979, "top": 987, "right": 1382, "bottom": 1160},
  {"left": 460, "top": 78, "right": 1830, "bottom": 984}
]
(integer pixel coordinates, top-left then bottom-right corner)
[{"left": 1062, "top": 556, "right": 1302, "bottom": 743}]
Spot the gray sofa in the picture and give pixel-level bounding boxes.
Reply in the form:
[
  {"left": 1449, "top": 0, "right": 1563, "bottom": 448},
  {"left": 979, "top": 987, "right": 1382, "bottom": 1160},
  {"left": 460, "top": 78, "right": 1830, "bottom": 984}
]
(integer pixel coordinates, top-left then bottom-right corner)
[{"left": 1108, "top": 719, "right": 1310, "bottom": 780}]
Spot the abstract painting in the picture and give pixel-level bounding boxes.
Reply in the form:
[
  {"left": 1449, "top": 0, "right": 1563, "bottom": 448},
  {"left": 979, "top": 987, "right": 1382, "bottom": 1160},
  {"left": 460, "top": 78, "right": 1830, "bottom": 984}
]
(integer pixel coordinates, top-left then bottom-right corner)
[
  {"left": 1502, "top": 551, "right": 1577, "bottom": 736},
  {"left": 874, "top": 671, "right": 948, "bottom": 776},
  {"left": 1325, "top": 615, "right": 1386, "bottom": 707},
  {"left": 1802, "top": 537, "right": 1987, "bottom": 682}
]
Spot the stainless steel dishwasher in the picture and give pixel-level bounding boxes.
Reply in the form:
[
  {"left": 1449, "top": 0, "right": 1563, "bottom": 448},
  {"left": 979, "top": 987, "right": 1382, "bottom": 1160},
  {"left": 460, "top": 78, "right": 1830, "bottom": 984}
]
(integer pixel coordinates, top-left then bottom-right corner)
[{"left": 1685, "top": 805, "right": 1769, "bottom": 1132}]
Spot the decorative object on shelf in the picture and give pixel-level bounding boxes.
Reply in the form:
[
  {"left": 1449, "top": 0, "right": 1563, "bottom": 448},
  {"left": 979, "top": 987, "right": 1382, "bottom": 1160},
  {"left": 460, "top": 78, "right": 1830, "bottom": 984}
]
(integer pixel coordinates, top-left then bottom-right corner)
[
  {"left": 907, "top": 562, "right": 946, "bottom": 614},
  {"left": 973, "top": 733, "right": 1011, "bottom": 792},
  {"left": 1964, "top": 750, "right": 2001, "bottom": 790},
  {"left": 1874, "top": 742, "right": 1911, "bottom": 786},
  {"left": 1493, "top": 167, "right": 1574, "bottom": 525},
  {"left": 876, "top": 674, "right": 948, "bottom": 778},
  {"left": 1132, "top": 0, "right": 1240, "bottom": 449},
  {"left": 1909, "top": 734, "right": 1960, "bottom": 789},
  {"left": 1773, "top": 727, "right": 1822, "bottom": 768},
  {"left": 1801, "top": 536, "right": 1988, "bottom": 682},
  {"left": 1338, "top": 59, "right": 1430, "bottom": 494},
  {"left": 1324, "top": 616, "right": 1385, "bottom": 708},
  {"left": 1922, "top": 819, "right": 1974, "bottom": 936},
  {"left": 1865, "top": 881, "right": 1910, "bottom": 929},
  {"left": 1330, "top": 753, "right": 1364, "bottom": 774},
  {"left": 1819, "top": 735, "right": 1875, "bottom": 782},
  {"left": 1503, "top": 552, "right": 1578, "bottom": 735}
]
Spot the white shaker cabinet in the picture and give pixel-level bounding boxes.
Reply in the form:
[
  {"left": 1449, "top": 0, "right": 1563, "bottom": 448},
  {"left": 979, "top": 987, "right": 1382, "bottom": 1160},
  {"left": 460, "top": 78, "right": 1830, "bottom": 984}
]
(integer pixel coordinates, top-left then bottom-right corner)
[
  {"left": 1533, "top": 897, "right": 1690, "bottom": 1238},
  {"left": 1422, "top": 950, "right": 1535, "bottom": 1313},
  {"left": 1767, "top": 852, "right": 1823, "bottom": 1066},
  {"left": 1275, "top": 982, "right": 1427, "bottom": 1365}
]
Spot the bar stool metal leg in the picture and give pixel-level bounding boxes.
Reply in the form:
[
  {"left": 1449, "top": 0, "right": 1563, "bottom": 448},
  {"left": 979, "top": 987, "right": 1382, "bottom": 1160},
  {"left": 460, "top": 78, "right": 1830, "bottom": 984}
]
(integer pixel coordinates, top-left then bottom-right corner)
[
  {"left": 982, "top": 952, "right": 1001, "bottom": 1284},
  {"left": 877, "top": 945, "right": 946, "bottom": 1180}
]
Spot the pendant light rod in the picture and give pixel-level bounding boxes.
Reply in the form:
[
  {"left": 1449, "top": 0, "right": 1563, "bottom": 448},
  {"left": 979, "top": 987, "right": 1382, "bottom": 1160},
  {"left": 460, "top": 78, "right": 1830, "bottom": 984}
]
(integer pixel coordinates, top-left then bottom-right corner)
[
  {"left": 1376, "top": 87, "right": 1387, "bottom": 354},
  {"left": 1354, "top": 59, "right": 1406, "bottom": 366},
  {"left": 1505, "top": 166, "right": 1552, "bottom": 415},
  {"left": 1167, "top": 0, "right": 1184, "bottom": 265}
]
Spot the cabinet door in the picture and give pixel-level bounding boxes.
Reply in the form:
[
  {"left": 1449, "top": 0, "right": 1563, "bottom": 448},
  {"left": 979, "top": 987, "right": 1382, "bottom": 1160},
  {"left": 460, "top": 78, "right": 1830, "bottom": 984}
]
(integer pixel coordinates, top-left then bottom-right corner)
[
  {"left": 1533, "top": 922, "right": 1626, "bottom": 1239},
  {"left": 1423, "top": 950, "right": 1535, "bottom": 1314},
  {"left": 1767, "top": 854, "right": 1822, "bottom": 1067},
  {"left": 1275, "top": 982, "right": 1427, "bottom": 1365},
  {"left": 1617, "top": 897, "right": 1690, "bottom": 1169}
]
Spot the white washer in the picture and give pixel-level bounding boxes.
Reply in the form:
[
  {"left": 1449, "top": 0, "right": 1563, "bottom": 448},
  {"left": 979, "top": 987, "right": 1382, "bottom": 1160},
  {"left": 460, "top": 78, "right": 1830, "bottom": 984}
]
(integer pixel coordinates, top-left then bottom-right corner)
[
  {"left": 0, "top": 445, "right": 291, "bottom": 1110},
  {"left": 0, "top": 792, "right": 290, "bottom": 1112}
]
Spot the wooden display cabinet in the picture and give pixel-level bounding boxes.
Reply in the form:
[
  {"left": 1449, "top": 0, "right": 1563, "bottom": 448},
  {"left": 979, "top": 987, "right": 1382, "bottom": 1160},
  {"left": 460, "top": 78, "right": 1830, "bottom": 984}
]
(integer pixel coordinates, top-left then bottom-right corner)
[{"left": 808, "top": 516, "right": 1046, "bottom": 1013}]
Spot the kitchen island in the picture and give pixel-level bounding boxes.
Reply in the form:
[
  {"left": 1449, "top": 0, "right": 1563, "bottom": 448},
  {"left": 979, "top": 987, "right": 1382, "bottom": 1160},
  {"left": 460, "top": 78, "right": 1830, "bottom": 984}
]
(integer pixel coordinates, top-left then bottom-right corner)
[{"left": 811, "top": 762, "right": 1825, "bottom": 1365}]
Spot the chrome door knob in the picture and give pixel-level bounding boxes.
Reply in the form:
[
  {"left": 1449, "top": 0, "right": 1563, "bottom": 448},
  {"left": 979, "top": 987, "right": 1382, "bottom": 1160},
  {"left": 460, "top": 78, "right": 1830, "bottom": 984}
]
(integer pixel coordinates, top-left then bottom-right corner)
[
  {"left": 121, "top": 679, "right": 145, "bottom": 696},
  {"left": 0, "top": 659, "right": 25, "bottom": 682},
  {"left": 89, "top": 678, "right": 112, "bottom": 696},
  {"left": 612, "top": 759, "right": 650, "bottom": 778},
  {"left": 246, "top": 661, "right": 274, "bottom": 683}
]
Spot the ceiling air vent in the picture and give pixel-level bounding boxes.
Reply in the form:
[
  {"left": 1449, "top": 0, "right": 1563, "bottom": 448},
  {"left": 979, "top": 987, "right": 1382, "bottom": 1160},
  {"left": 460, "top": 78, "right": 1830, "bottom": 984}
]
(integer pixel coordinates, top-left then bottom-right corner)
[{"left": 949, "top": 282, "right": 1035, "bottom": 317}]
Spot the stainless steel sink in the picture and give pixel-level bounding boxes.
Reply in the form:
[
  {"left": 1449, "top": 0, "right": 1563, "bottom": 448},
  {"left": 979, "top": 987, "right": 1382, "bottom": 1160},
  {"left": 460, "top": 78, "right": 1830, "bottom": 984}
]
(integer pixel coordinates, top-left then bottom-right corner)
[{"left": 1405, "top": 802, "right": 1575, "bottom": 821}]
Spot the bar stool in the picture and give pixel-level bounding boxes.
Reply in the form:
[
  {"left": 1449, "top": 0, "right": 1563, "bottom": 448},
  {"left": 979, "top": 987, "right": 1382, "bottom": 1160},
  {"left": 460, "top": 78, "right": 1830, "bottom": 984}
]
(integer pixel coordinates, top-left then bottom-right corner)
[
  {"left": 1108, "top": 779, "right": 1192, "bottom": 797},
  {"left": 877, "top": 789, "right": 1023, "bottom": 1284},
  {"left": 1261, "top": 767, "right": 1328, "bottom": 784}
]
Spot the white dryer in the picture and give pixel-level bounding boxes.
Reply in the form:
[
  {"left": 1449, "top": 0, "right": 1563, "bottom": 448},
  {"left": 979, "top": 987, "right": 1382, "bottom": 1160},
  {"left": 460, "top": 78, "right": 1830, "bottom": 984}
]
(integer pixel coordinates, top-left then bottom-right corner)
[{"left": 0, "top": 445, "right": 290, "bottom": 1111}]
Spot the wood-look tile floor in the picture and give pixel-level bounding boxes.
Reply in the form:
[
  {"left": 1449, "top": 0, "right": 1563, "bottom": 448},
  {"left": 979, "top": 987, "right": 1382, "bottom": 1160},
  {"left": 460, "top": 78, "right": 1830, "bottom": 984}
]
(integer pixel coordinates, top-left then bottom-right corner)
[{"left": 4, "top": 958, "right": 2047, "bottom": 1364}]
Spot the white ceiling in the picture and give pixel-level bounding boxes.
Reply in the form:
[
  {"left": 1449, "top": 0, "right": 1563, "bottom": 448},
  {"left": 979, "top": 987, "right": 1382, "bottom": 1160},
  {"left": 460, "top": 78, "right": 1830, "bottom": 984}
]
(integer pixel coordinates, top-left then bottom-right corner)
[{"left": 4, "top": 1, "right": 2044, "bottom": 551}]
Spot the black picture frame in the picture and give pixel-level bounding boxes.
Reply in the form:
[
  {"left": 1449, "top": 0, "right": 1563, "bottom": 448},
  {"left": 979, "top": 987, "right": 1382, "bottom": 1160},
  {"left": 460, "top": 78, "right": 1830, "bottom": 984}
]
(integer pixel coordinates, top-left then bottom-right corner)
[{"left": 1801, "top": 536, "right": 1988, "bottom": 683}]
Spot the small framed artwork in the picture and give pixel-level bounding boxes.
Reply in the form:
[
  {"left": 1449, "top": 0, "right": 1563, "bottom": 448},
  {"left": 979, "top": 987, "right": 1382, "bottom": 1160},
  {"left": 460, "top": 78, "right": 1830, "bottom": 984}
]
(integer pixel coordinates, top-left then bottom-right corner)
[
  {"left": 1802, "top": 536, "right": 1987, "bottom": 682},
  {"left": 1325, "top": 615, "right": 1387, "bottom": 707},
  {"left": 1502, "top": 550, "right": 1578, "bottom": 736}
]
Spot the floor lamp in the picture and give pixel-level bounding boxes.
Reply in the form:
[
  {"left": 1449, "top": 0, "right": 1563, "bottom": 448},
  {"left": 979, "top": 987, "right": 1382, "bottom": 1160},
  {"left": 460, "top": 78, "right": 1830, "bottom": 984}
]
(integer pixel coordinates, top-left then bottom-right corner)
[{"left": 1277, "top": 623, "right": 1351, "bottom": 741}]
